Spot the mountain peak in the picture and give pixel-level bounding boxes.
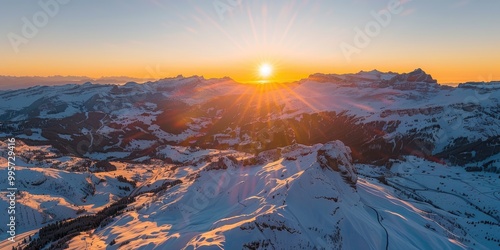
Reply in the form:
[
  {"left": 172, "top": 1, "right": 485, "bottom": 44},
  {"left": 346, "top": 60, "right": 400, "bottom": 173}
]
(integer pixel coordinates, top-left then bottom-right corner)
[
  {"left": 359, "top": 69, "right": 384, "bottom": 75},
  {"left": 387, "top": 68, "right": 438, "bottom": 86},
  {"left": 411, "top": 68, "right": 424, "bottom": 74}
]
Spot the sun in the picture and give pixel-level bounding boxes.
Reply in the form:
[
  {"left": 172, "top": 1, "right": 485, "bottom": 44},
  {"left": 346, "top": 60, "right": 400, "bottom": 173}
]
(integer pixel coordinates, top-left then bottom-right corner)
[{"left": 258, "top": 63, "right": 273, "bottom": 78}]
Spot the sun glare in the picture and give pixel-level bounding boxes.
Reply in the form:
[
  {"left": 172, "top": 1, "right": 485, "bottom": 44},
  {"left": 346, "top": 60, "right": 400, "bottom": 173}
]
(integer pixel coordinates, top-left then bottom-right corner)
[{"left": 259, "top": 63, "right": 273, "bottom": 78}]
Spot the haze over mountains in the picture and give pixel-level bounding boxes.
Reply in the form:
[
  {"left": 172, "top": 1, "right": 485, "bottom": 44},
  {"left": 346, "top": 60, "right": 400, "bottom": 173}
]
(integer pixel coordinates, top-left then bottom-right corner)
[
  {"left": 1, "top": 67, "right": 491, "bottom": 90},
  {"left": 0, "top": 76, "right": 160, "bottom": 90},
  {"left": 1, "top": 69, "right": 499, "bottom": 249}
]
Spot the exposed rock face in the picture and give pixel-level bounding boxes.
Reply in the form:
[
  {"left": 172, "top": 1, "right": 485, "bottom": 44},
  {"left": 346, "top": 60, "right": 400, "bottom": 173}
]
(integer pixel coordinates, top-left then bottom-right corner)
[
  {"left": 317, "top": 141, "right": 357, "bottom": 186},
  {"left": 389, "top": 68, "right": 437, "bottom": 84},
  {"left": 380, "top": 106, "right": 444, "bottom": 118},
  {"left": 1, "top": 69, "right": 498, "bottom": 168}
]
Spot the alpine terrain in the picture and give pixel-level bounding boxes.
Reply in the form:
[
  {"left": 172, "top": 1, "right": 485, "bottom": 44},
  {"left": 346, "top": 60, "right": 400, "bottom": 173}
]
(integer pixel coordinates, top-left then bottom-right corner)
[{"left": 0, "top": 69, "right": 499, "bottom": 249}]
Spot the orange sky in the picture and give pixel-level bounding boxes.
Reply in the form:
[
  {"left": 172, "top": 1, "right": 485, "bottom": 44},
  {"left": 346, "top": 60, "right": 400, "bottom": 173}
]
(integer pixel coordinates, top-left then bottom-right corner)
[{"left": 1, "top": 1, "right": 499, "bottom": 85}]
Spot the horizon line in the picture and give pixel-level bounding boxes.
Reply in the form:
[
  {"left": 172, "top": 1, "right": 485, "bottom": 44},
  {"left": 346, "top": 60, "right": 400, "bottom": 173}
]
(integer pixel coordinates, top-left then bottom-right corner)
[{"left": 0, "top": 69, "right": 498, "bottom": 89}]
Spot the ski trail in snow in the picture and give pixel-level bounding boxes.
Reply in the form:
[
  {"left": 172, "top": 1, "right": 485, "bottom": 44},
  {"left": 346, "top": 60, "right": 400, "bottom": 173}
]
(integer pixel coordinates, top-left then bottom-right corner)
[
  {"left": 392, "top": 176, "right": 500, "bottom": 223},
  {"left": 84, "top": 112, "right": 94, "bottom": 147},
  {"left": 365, "top": 204, "right": 389, "bottom": 250}
]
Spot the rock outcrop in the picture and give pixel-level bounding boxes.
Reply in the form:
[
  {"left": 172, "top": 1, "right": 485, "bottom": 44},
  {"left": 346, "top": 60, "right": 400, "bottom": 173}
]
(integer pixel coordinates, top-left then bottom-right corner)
[{"left": 317, "top": 141, "right": 358, "bottom": 187}]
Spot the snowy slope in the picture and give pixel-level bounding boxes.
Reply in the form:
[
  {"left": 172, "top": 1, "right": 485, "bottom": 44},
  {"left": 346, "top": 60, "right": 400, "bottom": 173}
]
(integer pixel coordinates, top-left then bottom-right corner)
[
  {"left": 63, "top": 142, "right": 496, "bottom": 249},
  {"left": 1, "top": 69, "right": 499, "bottom": 249}
]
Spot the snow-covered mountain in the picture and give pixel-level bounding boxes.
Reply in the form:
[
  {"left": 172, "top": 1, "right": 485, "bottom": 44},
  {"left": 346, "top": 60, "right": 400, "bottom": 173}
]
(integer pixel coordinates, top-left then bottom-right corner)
[
  {"left": 1, "top": 69, "right": 498, "bottom": 166},
  {"left": 1, "top": 69, "right": 499, "bottom": 249}
]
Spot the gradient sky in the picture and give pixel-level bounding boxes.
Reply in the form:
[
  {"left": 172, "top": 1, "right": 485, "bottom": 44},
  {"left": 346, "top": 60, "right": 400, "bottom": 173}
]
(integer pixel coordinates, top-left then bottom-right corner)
[{"left": 1, "top": 0, "right": 499, "bottom": 84}]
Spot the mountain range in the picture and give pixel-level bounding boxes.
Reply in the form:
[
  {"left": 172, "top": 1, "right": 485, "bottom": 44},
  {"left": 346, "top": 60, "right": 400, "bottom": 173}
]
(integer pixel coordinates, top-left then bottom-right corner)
[{"left": 0, "top": 69, "right": 499, "bottom": 249}]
